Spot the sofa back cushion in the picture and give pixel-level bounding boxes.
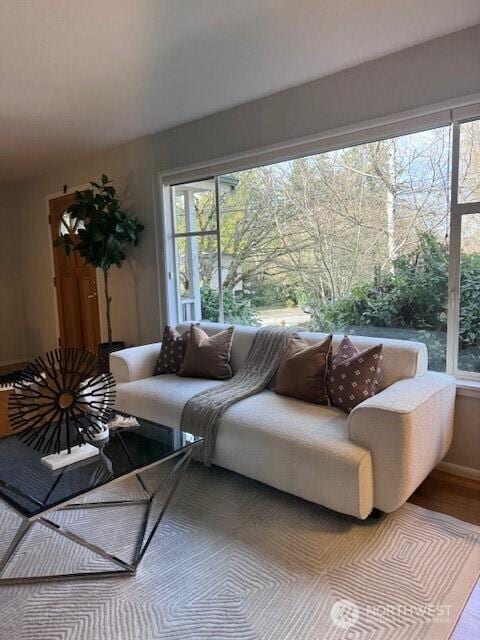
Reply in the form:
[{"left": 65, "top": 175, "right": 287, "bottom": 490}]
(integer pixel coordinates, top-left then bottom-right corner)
[
  {"left": 175, "top": 323, "right": 428, "bottom": 386},
  {"left": 300, "top": 333, "right": 427, "bottom": 387}
]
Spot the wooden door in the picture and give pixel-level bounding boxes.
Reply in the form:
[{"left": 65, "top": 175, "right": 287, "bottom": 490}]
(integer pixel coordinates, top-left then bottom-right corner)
[{"left": 49, "top": 194, "right": 101, "bottom": 352}]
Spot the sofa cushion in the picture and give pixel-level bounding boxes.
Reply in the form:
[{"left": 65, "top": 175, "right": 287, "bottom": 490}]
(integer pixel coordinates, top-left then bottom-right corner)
[
  {"left": 114, "top": 375, "right": 374, "bottom": 518},
  {"left": 176, "top": 323, "right": 428, "bottom": 385},
  {"left": 214, "top": 390, "right": 374, "bottom": 519},
  {"left": 115, "top": 375, "right": 223, "bottom": 427},
  {"left": 305, "top": 333, "right": 424, "bottom": 388},
  {"left": 274, "top": 333, "right": 332, "bottom": 404}
]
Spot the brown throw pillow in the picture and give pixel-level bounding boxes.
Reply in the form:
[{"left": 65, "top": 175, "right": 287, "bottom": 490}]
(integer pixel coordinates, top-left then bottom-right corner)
[
  {"left": 154, "top": 325, "right": 190, "bottom": 375},
  {"left": 328, "top": 336, "right": 384, "bottom": 413},
  {"left": 177, "top": 324, "right": 234, "bottom": 380},
  {"left": 333, "top": 335, "right": 358, "bottom": 362},
  {"left": 274, "top": 334, "right": 332, "bottom": 404}
]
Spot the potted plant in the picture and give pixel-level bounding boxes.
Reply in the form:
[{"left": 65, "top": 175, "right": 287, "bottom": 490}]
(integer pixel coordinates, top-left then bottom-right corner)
[{"left": 55, "top": 174, "right": 144, "bottom": 371}]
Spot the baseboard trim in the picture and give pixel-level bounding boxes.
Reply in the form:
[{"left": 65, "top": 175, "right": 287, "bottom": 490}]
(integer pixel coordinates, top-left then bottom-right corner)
[{"left": 436, "top": 461, "right": 480, "bottom": 480}]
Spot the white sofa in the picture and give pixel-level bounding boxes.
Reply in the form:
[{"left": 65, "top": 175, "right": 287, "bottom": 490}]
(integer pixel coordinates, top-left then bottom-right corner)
[{"left": 111, "top": 322, "right": 456, "bottom": 520}]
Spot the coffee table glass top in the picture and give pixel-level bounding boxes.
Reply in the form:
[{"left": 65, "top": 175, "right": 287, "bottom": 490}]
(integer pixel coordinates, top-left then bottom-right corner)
[{"left": 0, "top": 415, "right": 201, "bottom": 519}]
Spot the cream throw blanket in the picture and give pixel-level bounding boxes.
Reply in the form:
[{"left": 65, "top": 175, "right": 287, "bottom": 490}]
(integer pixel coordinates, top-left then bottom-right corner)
[{"left": 180, "top": 325, "right": 295, "bottom": 466}]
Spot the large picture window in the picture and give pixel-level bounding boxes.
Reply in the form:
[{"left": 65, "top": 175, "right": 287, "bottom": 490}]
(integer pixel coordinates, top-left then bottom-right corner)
[{"left": 165, "top": 114, "right": 480, "bottom": 378}]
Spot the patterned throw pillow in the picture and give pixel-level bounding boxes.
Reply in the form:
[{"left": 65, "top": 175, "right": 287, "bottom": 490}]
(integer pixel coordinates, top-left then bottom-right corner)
[
  {"left": 154, "top": 326, "right": 190, "bottom": 375},
  {"left": 328, "top": 336, "right": 384, "bottom": 413},
  {"left": 332, "top": 335, "right": 358, "bottom": 362}
]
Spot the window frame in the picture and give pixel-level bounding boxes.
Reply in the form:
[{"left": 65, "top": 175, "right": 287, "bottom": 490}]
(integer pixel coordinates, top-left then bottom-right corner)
[
  {"left": 166, "top": 178, "right": 224, "bottom": 324},
  {"left": 159, "top": 103, "right": 480, "bottom": 380},
  {"left": 448, "top": 113, "right": 480, "bottom": 380}
]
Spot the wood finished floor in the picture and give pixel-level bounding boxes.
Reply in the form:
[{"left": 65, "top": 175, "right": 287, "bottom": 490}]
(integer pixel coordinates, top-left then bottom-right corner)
[{"left": 409, "top": 470, "right": 480, "bottom": 640}]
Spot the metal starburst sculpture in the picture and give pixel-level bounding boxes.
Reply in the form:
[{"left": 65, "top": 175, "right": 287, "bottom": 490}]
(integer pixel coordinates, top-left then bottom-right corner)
[{"left": 8, "top": 349, "right": 115, "bottom": 455}]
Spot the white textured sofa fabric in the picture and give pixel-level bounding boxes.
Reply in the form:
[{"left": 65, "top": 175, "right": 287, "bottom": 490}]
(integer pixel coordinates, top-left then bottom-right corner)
[
  {"left": 111, "top": 323, "right": 455, "bottom": 519},
  {"left": 349, "top": 372, "right": 455, "bottom": 512}
]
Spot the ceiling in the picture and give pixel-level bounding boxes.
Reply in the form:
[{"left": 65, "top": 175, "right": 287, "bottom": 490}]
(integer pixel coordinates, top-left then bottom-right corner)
[{"left": 1, "top": 0, "right": 480, "bottom": 184}]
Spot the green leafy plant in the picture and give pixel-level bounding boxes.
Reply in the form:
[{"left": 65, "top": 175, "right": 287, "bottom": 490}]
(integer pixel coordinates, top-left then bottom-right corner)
[
  {"left": 200, "top": 286, "right": 260, "bottom": 326},
  {"left": 311, "top": 232, "right": 480, "bottom": 372},
  {"left": 54, "top": 174, "right": 144, "bottom": 348}
]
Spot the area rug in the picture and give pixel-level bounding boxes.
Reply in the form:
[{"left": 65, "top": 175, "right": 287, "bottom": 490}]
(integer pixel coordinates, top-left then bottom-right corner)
[
  {"left": 0, "top": 463, "right": 478, "bottom": 640},
  {"left": 0, "top": 369, "right": 25, "bottom": 386}
]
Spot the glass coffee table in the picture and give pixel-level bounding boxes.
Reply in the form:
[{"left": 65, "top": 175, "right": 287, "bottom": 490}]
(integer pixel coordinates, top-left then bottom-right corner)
[{"left": 0, "top": 414, "right": 202, "bottom": 585}]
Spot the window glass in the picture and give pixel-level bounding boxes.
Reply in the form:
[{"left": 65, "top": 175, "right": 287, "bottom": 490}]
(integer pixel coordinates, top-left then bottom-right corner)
[
  {"left": 458, "top": 120, "right": 480, "bottom": 204},
  {"left": 174, "top": 180, "right": 217, "bottom": 233},
  {"left": 458, "top": 213, "right": 480, "bottom": 372},
  {"left": 59, "top": 211, "right": 85, "bottom": 236},
  {"left": 217, "top": 127, "right": 451, "bottom": 370},
  {"left": 175, "top": 234, "right": 219, "bottom": 322}
]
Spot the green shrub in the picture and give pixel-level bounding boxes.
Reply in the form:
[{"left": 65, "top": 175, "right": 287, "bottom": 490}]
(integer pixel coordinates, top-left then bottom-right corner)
[
  {"left": 312, "top": 232, "right": 480, "bottom": 372},
  {"left": 200, "top": 286, "right": 261, "bottom": 326},
  {"left": 248, "top": 281, "right": 295, "bottom": 308}
]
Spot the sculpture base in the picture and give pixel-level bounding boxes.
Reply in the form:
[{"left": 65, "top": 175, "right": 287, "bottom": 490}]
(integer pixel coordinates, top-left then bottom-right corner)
[{"left": 41, "top": 443, "right": 99, "bottom": 471}]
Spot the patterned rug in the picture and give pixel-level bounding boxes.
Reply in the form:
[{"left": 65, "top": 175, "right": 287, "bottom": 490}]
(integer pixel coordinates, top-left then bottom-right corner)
[
  {"left": 0, "top": 463, "right": 478, "bottom": 640},
  {"left": 0, "top": 369, "right": 24, "bottom": 386}
]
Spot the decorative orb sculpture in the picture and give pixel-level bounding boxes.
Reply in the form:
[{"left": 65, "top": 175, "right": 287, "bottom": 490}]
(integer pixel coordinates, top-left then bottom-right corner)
[{"left": 8, "top": 348, "right": 115, "bottom": 454}]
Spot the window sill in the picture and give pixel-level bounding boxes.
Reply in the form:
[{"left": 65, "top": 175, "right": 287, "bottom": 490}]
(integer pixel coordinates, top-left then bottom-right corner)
[{"left": 456, "top": 379, "right": 480, "bottom": 398}]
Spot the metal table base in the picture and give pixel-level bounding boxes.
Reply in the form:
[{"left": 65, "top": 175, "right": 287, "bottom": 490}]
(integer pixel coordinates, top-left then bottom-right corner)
[{"left": 0, "top": 447, "right": 194, "bottom": 585}]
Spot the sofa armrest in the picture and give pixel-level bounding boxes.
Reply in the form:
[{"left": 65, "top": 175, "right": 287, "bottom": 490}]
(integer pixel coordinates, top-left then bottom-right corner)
[
  {"left": 348, "top": 372, "right": 456, "bottom": 512},
  {"left": 110, "top": 342, "right": 162, "bottom": 383}
]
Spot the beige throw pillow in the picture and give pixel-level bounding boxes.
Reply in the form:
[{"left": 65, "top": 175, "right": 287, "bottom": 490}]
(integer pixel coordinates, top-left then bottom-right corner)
[
  {"left": 177, "top": 324, "right": 234, "bottom": 380},
  {"left": 274, "top": 334, "right": 332, "bottom": 404}
]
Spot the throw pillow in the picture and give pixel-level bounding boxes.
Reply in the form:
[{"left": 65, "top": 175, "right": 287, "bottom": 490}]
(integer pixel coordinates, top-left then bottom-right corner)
[
  {"left": 177, "top": 324, "right": 234, "bottom": 380},
  {"left": 333, "top": 335, "right": 358, "bottom": 362},
  {"left": 274, "top": 334, "right": 332, "bottom": 404},
  {"left": 328, "top": 336, "right": 384, "bottom": 413},
  {"left": 154, "top": 325, "right": 190, "bottom": 375}
]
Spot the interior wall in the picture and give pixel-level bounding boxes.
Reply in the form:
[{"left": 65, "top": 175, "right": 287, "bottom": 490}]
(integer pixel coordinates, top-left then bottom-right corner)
[
  {"left": 14, "top": 135, "right": 159, "bottom": 359},
  {"left": 0, "top": 184, "right": 27, "bottom": 364},
  {"left": 445, "top": 395, "right": 480, "bottom": 472},
  {"left": 153, "top": 25, "right": 480, "bottom": 172}
]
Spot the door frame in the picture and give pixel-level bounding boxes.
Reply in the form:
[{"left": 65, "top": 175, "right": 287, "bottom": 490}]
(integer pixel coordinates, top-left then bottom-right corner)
[{"left": 46, "top": 184, "right": 101, "bottom": 347}]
